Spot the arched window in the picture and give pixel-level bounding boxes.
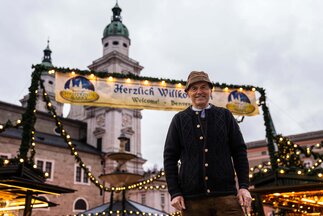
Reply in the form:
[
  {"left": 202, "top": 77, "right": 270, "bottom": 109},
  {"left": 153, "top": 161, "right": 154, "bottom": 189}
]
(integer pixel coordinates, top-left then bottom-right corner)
[{"left": 74, "top": 198, "right": 87, "bottom": 211}]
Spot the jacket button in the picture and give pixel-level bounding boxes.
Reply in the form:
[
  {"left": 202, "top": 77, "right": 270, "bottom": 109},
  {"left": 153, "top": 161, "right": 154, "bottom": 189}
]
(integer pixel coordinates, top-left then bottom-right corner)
[
  {"left": 205, "top": 176, "right": 208, "bottom": 180},
  {"left": 205, "top": 163, "right": 208, "bottom": 167},
  {"left": 205, "top": 149, "right": 208, "bottom": 152},
  {"left": 207, "top": 189, "right": 211, "bottom": 193},
  {"left": 200, "top": 136, "right": 203, "bottom": 140},
  {"left": 197, "top": 124, "right": 200, "bottom": 128},
  {"left": 195, "top": 111, "right": 199, "bottom": 115}
]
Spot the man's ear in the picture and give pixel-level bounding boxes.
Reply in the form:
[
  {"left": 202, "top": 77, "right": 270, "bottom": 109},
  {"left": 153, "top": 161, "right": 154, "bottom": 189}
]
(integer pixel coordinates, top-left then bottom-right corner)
[{"left": 187, "top": 91, "right": 191, "bottom": 98}]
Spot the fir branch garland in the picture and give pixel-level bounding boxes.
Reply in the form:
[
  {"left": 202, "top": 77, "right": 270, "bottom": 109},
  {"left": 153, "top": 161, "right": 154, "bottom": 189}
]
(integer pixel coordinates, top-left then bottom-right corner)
[{"left": 18, "top": 69, "right": 41, "bottom": 160}]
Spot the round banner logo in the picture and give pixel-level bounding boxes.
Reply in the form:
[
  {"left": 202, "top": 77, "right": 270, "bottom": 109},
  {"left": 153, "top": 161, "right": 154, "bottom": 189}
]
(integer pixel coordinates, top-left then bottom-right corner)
[
  {"left": 226, "top": 90, "right": 256, "bottom": 115},
  {"left": 60, "top": 76, "right": 99, "bottom": 102}
]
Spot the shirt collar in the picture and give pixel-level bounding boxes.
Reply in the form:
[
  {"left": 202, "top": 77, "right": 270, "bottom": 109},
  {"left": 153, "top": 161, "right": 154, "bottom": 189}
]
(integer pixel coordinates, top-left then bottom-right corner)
[{"left": 191, "top": 104, "right": 211, "bottom": 111}]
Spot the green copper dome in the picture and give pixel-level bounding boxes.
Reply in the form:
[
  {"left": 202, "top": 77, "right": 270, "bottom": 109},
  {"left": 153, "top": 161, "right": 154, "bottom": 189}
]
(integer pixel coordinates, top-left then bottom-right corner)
[
  {"left": 103, "top": 3, "right": 129, "bottom": 38},
  {"left": 103, "top": 21, "right": 129, "bottom": 38}
]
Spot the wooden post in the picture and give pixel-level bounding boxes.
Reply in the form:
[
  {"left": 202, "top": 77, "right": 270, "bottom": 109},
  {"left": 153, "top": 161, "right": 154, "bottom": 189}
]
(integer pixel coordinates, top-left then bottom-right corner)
[{"left": 23, "top": 190, "right": 33, "bottom": 216}]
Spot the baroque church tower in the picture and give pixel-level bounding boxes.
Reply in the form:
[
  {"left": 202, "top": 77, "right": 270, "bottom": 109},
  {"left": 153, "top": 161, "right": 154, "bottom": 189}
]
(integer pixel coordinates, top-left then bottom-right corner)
[
  {"left": 20, "top": 41, "right": 64, "bottom": 117},
  {"left": 68, "top": 3, "right": 146, "bottom": 174}
]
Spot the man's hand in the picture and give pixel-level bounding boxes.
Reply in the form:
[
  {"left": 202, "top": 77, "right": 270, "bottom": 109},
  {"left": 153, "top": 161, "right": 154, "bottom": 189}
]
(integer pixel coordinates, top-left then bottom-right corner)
[
  {"left": 171, "top": 196, "right": 186, "bottom": 211},
  {"left": 237, "top": 188, "right": 252, "bottom": 215}
]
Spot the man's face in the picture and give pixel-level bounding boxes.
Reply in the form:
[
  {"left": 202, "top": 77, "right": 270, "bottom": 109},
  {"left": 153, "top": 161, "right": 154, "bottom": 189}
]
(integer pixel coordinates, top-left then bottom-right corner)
[{"left": 187, "top": 81, "right": 212, "bottom": 109}]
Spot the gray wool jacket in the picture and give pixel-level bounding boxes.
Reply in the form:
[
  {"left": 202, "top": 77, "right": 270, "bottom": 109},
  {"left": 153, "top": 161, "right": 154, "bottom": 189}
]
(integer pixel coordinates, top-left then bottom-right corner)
[{"left": 163, "top": 104, "right": 249, "bottom": 200}]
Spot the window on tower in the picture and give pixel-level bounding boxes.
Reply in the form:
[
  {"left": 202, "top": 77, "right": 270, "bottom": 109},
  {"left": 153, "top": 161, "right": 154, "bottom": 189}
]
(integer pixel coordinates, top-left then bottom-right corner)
[
  {"left": 161, "top": 193, "right": 165, "bottom": 206},
  {"left": 97, "top": 138, "right": 102, "bottom": 151},
  {"left": 104, "top": 43, "right": 109, "bottom": 47},
  {"left": 112, "top": 41, "right": 119, "bottom": 45},
  {"left": 123, "top": 43, "right": 128, "bottom": 48},
  {"left": 125, "top": 139, "right": 130, "bottom": 152},
  {"left": 141, "top": 193, "right": 146, "bottom": 205}
]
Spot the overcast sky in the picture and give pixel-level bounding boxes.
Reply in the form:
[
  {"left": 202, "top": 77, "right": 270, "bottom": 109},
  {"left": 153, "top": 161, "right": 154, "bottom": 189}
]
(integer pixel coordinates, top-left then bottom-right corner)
[{"left": 1, "top": 0, "right": 323, "bottom": 169}]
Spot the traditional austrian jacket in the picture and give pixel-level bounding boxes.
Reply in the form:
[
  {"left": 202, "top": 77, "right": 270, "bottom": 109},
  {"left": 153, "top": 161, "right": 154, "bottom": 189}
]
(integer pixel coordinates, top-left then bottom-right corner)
[{"left": 163, "top": 104, "right": 249, "bottom": 200}]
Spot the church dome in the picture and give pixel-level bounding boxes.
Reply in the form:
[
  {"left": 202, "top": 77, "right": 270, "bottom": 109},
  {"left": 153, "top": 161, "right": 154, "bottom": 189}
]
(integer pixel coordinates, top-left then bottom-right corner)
[
  {"left": 103, "top": 3, "right": 129, "bottom": 39},
  {"left": 103, "top": 21, "right": 129, "bottom": 38}
]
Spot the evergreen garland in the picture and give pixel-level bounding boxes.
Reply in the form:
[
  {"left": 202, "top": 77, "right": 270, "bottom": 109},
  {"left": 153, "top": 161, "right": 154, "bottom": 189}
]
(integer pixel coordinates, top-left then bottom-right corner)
[{"left": 18, "top": 69, "right": 41, "bottom": 161}]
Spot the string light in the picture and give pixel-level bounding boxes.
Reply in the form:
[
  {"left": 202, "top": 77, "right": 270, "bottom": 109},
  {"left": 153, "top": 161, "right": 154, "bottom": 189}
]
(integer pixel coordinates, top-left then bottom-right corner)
[
  {"left": 250, "top": 135, "right": 323, "bottom": 182},
  {"left": 297, "top": 170, "right": 302, "bottom": 175},
  {"left": 67, "top": 210, "right": 177, "bottom": 216},
  {"left": 48, "top": 69, "right": 55, "bottom": 74}
]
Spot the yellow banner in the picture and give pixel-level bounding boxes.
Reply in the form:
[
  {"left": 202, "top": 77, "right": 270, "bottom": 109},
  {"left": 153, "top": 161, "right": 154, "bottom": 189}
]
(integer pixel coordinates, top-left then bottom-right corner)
[{"left": 55, "top": 73, "right": 259, "bottom": 116}]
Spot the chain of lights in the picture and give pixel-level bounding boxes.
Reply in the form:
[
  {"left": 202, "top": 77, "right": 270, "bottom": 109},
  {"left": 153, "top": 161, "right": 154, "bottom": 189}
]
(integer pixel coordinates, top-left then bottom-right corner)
[
  {"left": 34, "top": 64, "right": 263, "bottom": 94},
  {"left": 124, "top": 170, "right": 165, "bottom": 191},
  {"left": 67, "top": 210, "right": 181, "bottom": 216},
  {"left": 39, "top": 80, "right": 109, "bottom": 191},
  {"left": 39, "top": 80, "right": 168, "bottom": 192},
  {"left": 109, "top": 183, "right": 167, "bottom": 192},
  {"left": 0, "top": 119, "right": 23, "bottom": 133},
  {"left": 249, "top": 135, "right": 323, "bottom": 181}
]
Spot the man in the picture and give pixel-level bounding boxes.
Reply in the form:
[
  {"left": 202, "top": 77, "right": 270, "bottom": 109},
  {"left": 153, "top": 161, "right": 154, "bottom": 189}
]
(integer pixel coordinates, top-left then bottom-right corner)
[{"left": 163, "top": 71, "right": 252, "bottom": 216}]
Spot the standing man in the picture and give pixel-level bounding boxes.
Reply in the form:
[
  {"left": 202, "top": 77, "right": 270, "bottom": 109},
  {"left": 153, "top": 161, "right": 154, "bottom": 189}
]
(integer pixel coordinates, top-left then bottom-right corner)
[{"left": 163, "top": 71, "right": 252, "bottom": 216}]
